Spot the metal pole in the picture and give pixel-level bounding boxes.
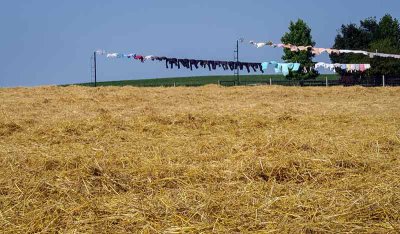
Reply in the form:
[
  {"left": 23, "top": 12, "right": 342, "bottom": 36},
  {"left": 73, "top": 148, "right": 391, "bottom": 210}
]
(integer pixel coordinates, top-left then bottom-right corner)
[
  {"left": 326, "top": 76, "right": 328, "bottom": 87},
  {"left": 270, "top": 78, "right": 272, "bottom": 86},
  {"left": 94, "top": 51, "right": 97, "bottom": 87},
  {"left": 236, "top": 40, "right": 239, "bottom": 85},
  {"left": 383, "top": 75, "right": 385, "bottom": 87}
]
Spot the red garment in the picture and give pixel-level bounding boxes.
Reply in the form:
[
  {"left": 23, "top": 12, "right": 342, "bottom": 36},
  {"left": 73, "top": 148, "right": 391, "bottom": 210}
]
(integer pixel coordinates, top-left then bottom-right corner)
[{"left": 134, "top": 54, "right": 144, "bottom": 62}]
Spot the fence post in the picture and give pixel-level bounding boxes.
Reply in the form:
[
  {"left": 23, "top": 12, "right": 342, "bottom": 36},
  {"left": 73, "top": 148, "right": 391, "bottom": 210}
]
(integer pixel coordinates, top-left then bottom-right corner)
[
  {"left": 269, "top": 78, "right": 272, "bottom": 86},
  {"left": 382, "top": 75, "right": 385, "bottom": 87},
  {"left": 325, "top": 76, "right": 328, "bottom": 87}
]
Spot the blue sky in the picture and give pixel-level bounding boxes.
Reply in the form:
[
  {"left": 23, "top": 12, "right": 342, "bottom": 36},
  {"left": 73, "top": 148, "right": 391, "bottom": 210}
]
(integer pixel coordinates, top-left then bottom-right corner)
[{"left": 1, "top": 0, "right": 399, "bottom": 87}]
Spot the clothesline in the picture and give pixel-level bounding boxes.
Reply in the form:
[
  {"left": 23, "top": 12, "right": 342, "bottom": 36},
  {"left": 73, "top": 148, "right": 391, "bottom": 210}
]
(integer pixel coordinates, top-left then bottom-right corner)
[
  {"left": 261, "top": 62, "right": 371, "bottom": 75},
  {"left": 96, "top": 50, "right": 264, "bottom": 73},
  {"left": 249, "top": 41, "right": 400, "bottom": 59},
  {"left": 95, "top": 50, "right": 371, "bottom": 75},
  {"left": 315, "top": 62, "right": 371, "bottom": 73}
]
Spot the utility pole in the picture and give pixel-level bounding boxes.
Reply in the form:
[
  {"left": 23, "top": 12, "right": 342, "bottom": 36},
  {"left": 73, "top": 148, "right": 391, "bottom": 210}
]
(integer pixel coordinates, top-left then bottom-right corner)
[
  {"left": 236, "top": 40, "right": 239, "bottom": 85},
  {"left": 234, "top": 38, "right": 243, "bottom": 85}
]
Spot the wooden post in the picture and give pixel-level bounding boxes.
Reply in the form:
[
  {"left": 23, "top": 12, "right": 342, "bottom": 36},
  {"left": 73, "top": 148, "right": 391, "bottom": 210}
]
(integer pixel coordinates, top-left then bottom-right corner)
[
  {"left": 269, "top": 78, "right": 272, "bottom": 86},
  {"left": 218, "top": 80, "right": 220, "bottom": 86},
  {"left": 325, "top": 76, "right": 328, "bottom": 87},
  {"left": 174, "top": 82, "right": 176, "bottom": 87},
  {"left": 382, "top": 75, "right": 385, "bottom": 87}
]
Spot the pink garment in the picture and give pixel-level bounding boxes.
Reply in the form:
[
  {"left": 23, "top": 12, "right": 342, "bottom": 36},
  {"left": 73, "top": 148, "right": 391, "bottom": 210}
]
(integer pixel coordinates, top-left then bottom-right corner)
[
  {"left": 290, "top": 46, "right": 299, "bottom": 52},
  {"left": 312, "top": 48, "right": 323, "bottom": 55},
  {"left": 297, "top": 46, "right": 311, "bottom": 51},
  {"left": 359, "top": 64, "right": 365, "bottom": 72},
  {"left": 283, "top": 44, "right": 292, "bottom": 49}
]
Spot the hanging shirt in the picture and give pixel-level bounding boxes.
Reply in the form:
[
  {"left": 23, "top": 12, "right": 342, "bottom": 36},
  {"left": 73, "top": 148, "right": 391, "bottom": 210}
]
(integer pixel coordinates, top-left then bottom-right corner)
[
  {"left": 261, "top": 62, "right": 269, "bottom": 71},
  {"left": 292, "top": 63, "right": 301, "bottom": 71},
  {"left": 96, "top": 50, "right": 106, "bottom": 55},
  {"left": 106, "top": 53, "right": 118, "bottom": 58},
  {"left": 297, "top": 46, "right": 312, "bottom": 51},
  {"left": 134, "top": 55, "right": 144, "bottom": 62},
  {"left": 359, "top": 64, "right": 365, "bottom": 72},
  {"left": 145, "top": 55, "right": 155, "bottom": 60},
  {"left": 274, "top": 63, "right": 282, "bottom": 73},
  {"left": 315, "top": 62, "right": 325, "bottom": 69},
  {"left": 250, "top": 41, "right": 268, "bottom": 48},
  {"left": 281, "top": 64, "right": 290, "bottom": 76},
  {"left": 339, "top": 50, "right": 369, "bottom": 56}
]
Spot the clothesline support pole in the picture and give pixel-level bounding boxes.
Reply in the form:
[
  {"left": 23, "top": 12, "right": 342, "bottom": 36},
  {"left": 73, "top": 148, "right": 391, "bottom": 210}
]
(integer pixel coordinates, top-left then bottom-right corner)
[
  {"left": 93, "top": 51, "right": 97, "bottom": 87},
  {"left": 234, "top": 38, "right": 243, "bottom": 85},
  {"left": 383, "top": 75, "right": 385, "bottom": 87},
  {"left": 236, "top": 40, "right": 240, "bottom": 85},
  {"left": 325, "top": 76, "right": 328, "bottom": 87},
  {"left": 269, "top": 78, "right": 272, "bottom": 86}
]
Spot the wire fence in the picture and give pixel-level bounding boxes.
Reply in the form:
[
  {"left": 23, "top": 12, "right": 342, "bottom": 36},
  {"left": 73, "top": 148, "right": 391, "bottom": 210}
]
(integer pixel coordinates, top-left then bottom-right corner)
[
  {"left": 83, "top": 77, "right": 400, "bottom": 88},
  {"left": 222, "top": 77, "right": 400, "bottom": 87}
]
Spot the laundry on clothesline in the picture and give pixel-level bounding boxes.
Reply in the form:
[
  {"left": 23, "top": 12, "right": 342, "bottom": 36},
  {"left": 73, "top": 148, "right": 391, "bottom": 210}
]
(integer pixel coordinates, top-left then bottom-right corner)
[
  {"left": 261, "top": 61, "right": 301, "bottom": 76},
  {"left": 98, "top": 50, "right": 371, "bottom": 75},
  {"left": 99, "top": 50, "right": 264, "bottom": 73},
  {"left": 249, "top": 40, "right": 400, "bottom": 59},
  {"left": 161, "top": 58, "right": 263, "bottom": 73},
  {"left": 314, "top": 62, "right": 371, "bottom": 72},
  {"left": 95, "top": 50, "right": 106, "bottom": 55}
]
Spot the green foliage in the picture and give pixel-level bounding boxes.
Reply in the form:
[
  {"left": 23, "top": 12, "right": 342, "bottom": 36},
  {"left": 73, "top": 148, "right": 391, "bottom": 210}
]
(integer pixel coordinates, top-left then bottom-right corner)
[
  {"left": 330, "top": 14, "right": 400, "bottom": 78},
  {"left": 281, "top": 19, "right": 319, "bottom": 80}
]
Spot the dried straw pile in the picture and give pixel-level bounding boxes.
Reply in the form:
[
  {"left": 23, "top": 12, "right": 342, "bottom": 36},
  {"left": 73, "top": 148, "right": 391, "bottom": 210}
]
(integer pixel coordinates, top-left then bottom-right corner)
[{"left": 0, "top": 85, "right": 399, "bottom": 233}]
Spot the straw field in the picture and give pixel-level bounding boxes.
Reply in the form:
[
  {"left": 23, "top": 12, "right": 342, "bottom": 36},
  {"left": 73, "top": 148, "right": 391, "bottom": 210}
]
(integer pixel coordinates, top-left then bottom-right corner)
[{"left": 0, "top": 85, "right": 399, "bottom": 233}]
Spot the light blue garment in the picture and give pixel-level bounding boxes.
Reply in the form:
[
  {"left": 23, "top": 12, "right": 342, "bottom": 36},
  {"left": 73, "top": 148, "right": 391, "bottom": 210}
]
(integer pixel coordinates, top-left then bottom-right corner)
[
  {"left": 292, "top": 63, "right": 301, "bottom": 71},
  {"left": 341, "top": 64, "right": 346, "bottom": 70},
  {"left": 274, "top": 63, "right": 282, "bottom": 73},
  {"left": 261, "top": 62, "right": 269, "bottom": 71},
  {"left": 116, "top": 53, "right": 124, "bottom": 58},
  {"left": 262, "top": 61, "right": 300, "bottom": 75},
  {"left": 281, "top": 64, "right": 290, "bottom": 76}
]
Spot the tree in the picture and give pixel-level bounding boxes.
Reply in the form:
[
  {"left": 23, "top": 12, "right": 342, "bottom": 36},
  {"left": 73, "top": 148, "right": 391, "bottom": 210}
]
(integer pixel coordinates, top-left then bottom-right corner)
[
  {"left": 281, "top": 19, "right": 319, "bottom": 80},
  {"left": 330, "top": 14, "right": 400, "bottom": 78}
]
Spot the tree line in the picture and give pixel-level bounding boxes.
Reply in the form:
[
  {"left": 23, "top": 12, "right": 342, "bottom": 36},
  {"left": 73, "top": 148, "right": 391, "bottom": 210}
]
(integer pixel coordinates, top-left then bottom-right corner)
[{"left": 281, "top": 14, "right": 400, "bottom": 80}]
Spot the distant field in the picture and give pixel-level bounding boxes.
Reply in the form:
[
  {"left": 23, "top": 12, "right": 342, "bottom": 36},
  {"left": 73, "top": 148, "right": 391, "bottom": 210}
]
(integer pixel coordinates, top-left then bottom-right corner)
[
  {"left": 76, "top": 74, "right": 340, "bottom": 87},
  {"left": 0, "top": 85, "right": 399, "bottom": 233}
]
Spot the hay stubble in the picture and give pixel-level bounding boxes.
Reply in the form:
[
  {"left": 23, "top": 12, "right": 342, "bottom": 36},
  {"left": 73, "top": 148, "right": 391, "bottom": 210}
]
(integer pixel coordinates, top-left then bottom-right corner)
[{"left": 0, "top": 85, "right": 399, "bottom": 233}]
